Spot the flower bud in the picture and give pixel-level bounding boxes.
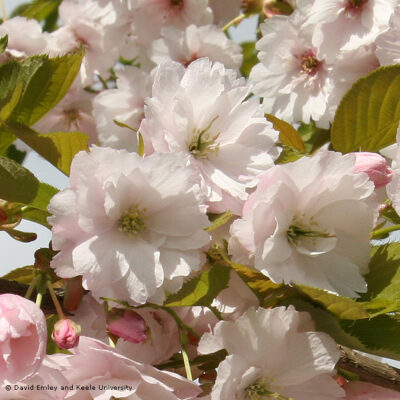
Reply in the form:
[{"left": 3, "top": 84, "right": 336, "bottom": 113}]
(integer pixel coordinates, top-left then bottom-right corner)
[
  {"left": 107, "top": 310, "right": 148, "bottom": 344},
  {"left": 52, "top": 319, "right": 81, "bottom": 349},
  {"left": 353, "top": 152, "right": 393, "bottom": 188}
]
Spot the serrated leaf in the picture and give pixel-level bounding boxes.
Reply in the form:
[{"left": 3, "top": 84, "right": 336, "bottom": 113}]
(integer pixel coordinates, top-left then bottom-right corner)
[
  {"left": 240, "top": 41, "right": 258, "bottom": 78},
  {"left": 297, "top": 285, "right": 369, "bottom": 320},
  {"left": 360, "top": 243, "right": 400, "bottom": 315},
  {"left": 297, "top": 121, "right": 330, "bottom": 154},
  {"left": 12, "top": 50, "right": 84, "bottom": 126},
  {"left": 2, "top": 265, "right": 34, "bottom": 285},
  {"left": 0, "top": 155, "right": 39, "bottom": 204},
  {"left": 232, "top": 262, "right": 281, "bottom": 295},
  {"left": 266, "top": 114, "right": 305, "bottom": 152},
  {"left": 0, "top": 35, "right": 8, "bottom": 54},
  {"left": 208, "top": 245, "right": 281, "bottom": 297},
  {"left": 332, "top": 65, "right": 400, "bottom": 153},
  {"left": 340, "top": 315, "right": 400, "bottom": 360},
  {"left": 164, "top": 265, "right": 230, "bottom": 307},
  {"left": 205, "top": 211, "right": 232, "bottom": 232},
  {"left": 5, "top": 122, "right": 89, "bottom": 175}
]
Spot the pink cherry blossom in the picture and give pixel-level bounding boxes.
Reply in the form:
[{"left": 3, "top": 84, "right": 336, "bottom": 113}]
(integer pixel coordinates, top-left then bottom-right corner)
[
  {"left": 56, "top": 336, "right": 201, "bottom": 400},
  {"left": 0, "top": 294, "right": 47, "bottom": 383},
  {"left": 353, "top": 152, "right": 393, "bottom": 188},
  {"left": 52, "top": 319, "right": 81, "bottom": 350},
  {"left": 107, "top": 310, "right": 148, "bottom": 344}
]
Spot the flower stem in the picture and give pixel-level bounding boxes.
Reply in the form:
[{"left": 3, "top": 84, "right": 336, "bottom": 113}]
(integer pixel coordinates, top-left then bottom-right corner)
[
  {"left": 36, "top": 292, "right": 43, "bottom": 307},
  {"left": 0, "top": 0, "right": 6, "bottom": 21},
  {"left": 222, "top": 14, "right": 246, "bottom": 32},
  {"left": 370, "top": 224, "right": 400, "bottom": 239},
  {"left": 47, "top": 281, "right": 65, "bottom": 319},
  {"left": 179, "top": 332, "right": 193, "bottom": 381},
  {"left": 25, "top": 276, "right": 37, "bottom": 300}
]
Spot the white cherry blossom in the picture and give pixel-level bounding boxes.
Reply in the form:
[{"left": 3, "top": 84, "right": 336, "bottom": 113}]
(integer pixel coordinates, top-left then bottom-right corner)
[
  {"left": 150, "top": 24, "right": 243, "bottom": 71},
  {"left": 298, "top": 0, "right": 396, "bottom": 62},
  {"left": 376, "top": 6, "right": 400, "bottom": 65},
  {"left": 198, "top": 306, "right": 345, "bottom": 400},
  {"left": 93, "top": 66, "right": 152, "bottom": 151},
  {"left": 229, "top": 151, "right": 379, "bottom": 297},
  {"left": 49, "top": 147, "right": 211, "bottom": 305},
  {"left": 140, "top": 58, "right": 280, "bottom": 215}
]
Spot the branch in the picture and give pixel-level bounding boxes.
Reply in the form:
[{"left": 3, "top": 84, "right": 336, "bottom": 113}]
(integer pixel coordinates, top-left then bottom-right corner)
[{"left": 337, "top": 345, "right": 400, "bottom": 392}]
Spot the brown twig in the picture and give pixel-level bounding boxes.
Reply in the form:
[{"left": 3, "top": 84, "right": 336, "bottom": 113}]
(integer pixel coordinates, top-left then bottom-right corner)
[{"left": 337, "top": 345, "right": 400, "bottom": 392}]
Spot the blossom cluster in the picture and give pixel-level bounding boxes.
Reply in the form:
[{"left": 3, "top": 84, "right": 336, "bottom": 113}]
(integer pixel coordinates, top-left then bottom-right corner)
[{"left": 2, "top": 0, "right": 400, "bottom": 399}]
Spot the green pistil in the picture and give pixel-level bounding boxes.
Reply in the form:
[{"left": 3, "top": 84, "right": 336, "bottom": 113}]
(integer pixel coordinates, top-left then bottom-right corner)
[
  {"left": 287, "top": 224, "right": 336, "bottom": 246},
  {"left": 118, "top": 205, "right": 146, "bottom": 236},
  {"left": 189, "top": 116, "right": 220, "bottom": 159},
  {"left": 245, "top": 381, "right": 292, "bottom": 400}
]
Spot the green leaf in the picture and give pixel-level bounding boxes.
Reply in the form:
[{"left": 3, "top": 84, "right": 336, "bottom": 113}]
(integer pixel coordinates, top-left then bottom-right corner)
[
  {"left": 297, "top": 285, "right": 369, "bottom": 320},
  {"left": 0, "top": 155, "right": 40, "bottom": 204},
  {"left": 0, "top": 155, "right": 57, "bottom": 227},
  {"left": 2, "top": 227, "right": 37, "bottom": 242},
  {"left": 0, "top": 35, "right": 8, "bottom": 54},
  {"left": 266, "top": 114, "right": 305, "bottom": 152},
  {"left": 2, "top": 265, "right": 34, "bottom": 285},
  {"left": 164, "top": 265, "right": 230, "bottom": 307},
  {"left": 11, "top": 51, "right": 84, "bottom": 126},
  {"left": 5, "top": 122, "right": 89, "bottom": 175},
  {"left": 240, "top": 42, "right": 258, "bottom": 78},
  {"left": 331, "top": 65, "right": 400, "bottom": 153},
  {"left": 297, "top": 121, "right": 330, "bottom": 154},
  {"left": 205, "top": 211, "right": 232, "bottom": 232},
  {"left": 19, "top": 0, "right": 62, "bottom": 21},
  {"left": 340, "top": 315, "right": 400, "bottom": 360},
  {"left": 5, "top": 144, "right": 26, "bottom": 164},
  {"left": 275, "top": 144, "right": 305, "bottom": 164},
  {"left": 380, "top": 202, "right": 400, "bottom": 225},
  {"left": 360, "top": 243, "right": 400, "bottom": 315}
]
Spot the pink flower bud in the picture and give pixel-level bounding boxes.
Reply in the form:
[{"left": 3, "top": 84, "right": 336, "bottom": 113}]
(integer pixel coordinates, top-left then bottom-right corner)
[
  {"left": 52, "top": 319, "right": 81, "bottom": 349},
  {"left": 107, "top": 310, "right": 148, "bottom": 344},
  {"left": 354, "top": 152, "right": 393, "bottom": 188}
]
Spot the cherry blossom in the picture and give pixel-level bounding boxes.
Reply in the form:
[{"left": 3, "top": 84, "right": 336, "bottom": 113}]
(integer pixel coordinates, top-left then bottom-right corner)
[
  {"left": 0, "top": 294, "right": 47, "bottom": 384},
  {"left": 150, "top": 24, "right": 243, "bottom": 71},
  {"left": 229, "top": 151, "right": 379, "bottom": 297},
  {"left": 49, "top": 147, "right": 211, "bottom": 305},
  {"left": 140, "top": 58, "right": 280, "bottom": 214},
  {"left": 198, "top": 306, "right": 345, "bottom": 400}
]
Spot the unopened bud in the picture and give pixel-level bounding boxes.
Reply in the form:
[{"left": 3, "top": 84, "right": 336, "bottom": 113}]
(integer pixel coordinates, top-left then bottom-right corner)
[
  {"left": 107, "top": 310, "right": 148, "bottom": 344},
  {"left": 353, "top": 152, "right": 393, "bottom": 188},
  {"left": 52, "top": 319, "right": 81, "bottom": 349}
]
